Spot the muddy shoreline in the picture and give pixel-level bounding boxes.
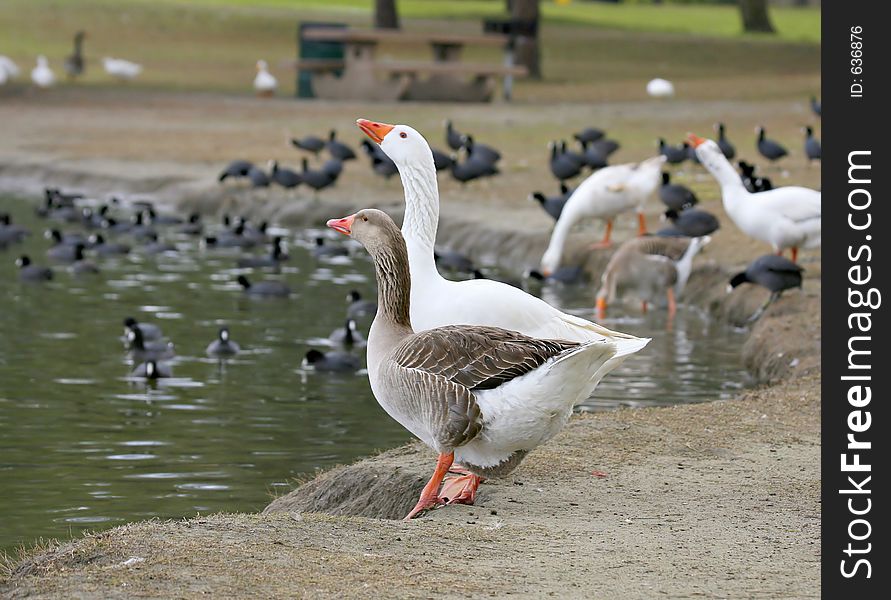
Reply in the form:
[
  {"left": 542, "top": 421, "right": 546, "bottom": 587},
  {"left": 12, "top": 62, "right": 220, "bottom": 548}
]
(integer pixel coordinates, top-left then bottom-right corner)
[{"left": 0, "top": 94, "right": 820, "bottom": 598}]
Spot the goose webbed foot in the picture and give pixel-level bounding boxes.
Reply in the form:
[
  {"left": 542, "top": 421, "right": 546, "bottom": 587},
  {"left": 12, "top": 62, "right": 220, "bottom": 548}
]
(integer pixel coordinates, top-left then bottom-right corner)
[
  {"left": 441, "top": 474, "right": 482, "bottom": 505},
  {"left": 404, "top": 452, "right": 454, "bottom": 520}
]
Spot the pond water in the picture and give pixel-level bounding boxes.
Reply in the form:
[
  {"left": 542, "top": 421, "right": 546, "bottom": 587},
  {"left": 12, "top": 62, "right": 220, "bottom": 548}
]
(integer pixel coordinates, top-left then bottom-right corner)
[{"left": 0, "top": 195, "right": 749, "bottom": 553}]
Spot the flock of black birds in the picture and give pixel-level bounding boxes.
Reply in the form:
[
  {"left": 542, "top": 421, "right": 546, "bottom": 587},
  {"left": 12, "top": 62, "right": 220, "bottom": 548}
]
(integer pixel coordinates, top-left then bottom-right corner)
[
  {"left": 218, "top": 120, "right": 505, "bottom": 193},
  {"left": 1, "top": 186, "right": 401, "bottom": 380}
]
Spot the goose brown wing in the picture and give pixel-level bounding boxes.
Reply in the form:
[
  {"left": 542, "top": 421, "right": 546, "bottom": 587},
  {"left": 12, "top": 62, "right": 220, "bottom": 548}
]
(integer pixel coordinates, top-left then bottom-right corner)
[{"left": 390, "top": 325, "right": 578, "bottom": 391}]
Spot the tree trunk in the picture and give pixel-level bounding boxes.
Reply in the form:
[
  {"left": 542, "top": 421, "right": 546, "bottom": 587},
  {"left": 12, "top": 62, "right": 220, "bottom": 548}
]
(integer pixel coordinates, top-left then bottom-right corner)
[
  {"left": 511, "top": 0, "right": 541, "bottom": 79},
  {"left": 374, "top": 0, "right": 400, "bottom": 30},
  {"left": 738, "top": 0, "right": 776, "bottom": 34}
]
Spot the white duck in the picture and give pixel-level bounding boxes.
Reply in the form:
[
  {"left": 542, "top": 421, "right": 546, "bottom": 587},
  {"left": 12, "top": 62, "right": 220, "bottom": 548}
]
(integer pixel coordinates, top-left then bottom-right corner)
[
  {"left": 355, "top": 118, "right": 648, "bottom": 378},
  {"left": 102, "top": 57, "right": 142, "bottom": 80},
  {"left": 539, "top": 155, "right": 666, "bottom": 275},
  {"left": 253, "top": 60, "right": 277, "bottom": 96},
  {"left": 30, "top": 56, "right": 55, "bottom": 88},
  {"left": 0, "top": 56, "right": 20, "bottom": 84},
  {"left": 646, "top": 78, "right": 675, "bottom": 98},
  {"left": 328, "top": 208, "right": 621, "bottom": 519},
  {"left": 689, "top": 133, "right": 820, "bottom": 263}
]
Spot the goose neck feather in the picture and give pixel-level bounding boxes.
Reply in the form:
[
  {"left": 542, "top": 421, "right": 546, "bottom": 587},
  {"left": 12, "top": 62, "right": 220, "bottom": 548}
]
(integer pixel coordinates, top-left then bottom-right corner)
[{"left": 399, "top": 162, "right": 439, "bottom": 253}]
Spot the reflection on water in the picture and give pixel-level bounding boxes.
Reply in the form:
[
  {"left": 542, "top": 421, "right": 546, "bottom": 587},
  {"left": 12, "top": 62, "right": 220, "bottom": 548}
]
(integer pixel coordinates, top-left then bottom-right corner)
[{"left": 0, "top": 196, "right": 748, "bottom": 552}]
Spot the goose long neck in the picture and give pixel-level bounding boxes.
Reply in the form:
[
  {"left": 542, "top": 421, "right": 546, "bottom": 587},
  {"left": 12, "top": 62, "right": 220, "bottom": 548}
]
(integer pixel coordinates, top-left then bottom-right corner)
[
  {"left": 398, "top": 160, "right": 439, "bottom": 252},
  {"left": 369, "top": 233, "right": 413, "bottom": 332}
]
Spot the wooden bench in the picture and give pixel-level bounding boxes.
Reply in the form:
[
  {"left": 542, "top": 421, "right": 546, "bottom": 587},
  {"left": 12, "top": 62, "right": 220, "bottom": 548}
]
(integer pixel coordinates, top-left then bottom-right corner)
[{"left": 297, "top": 28, "right": 525, "bottom": 102}]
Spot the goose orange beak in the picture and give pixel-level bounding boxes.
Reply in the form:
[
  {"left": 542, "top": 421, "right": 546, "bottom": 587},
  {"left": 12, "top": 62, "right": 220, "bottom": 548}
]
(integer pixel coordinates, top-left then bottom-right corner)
[
  {"left": 327, "top": 214, "right": 355, "bottom": 236},
  {"left": 687, "top": 133, "right": 706, "bottom": 148},
  {"left": 357, "top": 119, "right": 394, "bottom": 144}
]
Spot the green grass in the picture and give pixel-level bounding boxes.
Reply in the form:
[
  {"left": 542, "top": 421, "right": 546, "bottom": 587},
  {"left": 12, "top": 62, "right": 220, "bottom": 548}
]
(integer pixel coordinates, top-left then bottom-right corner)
[
  {"left": 148, "top": 0, "right": 820, "bottom": 43},
  {"left": 0, "top": 0, "right": 819, "bottom": 98}
]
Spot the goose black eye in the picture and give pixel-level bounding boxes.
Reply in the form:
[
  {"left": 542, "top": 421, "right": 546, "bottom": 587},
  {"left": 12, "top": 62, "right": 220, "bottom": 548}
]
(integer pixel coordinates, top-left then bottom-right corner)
[
  {"left": 362, "top": 216, "right": 368, "bottom": 222},
  {"left": 399, "top": 132, "right": 407, "bottom": 139}
]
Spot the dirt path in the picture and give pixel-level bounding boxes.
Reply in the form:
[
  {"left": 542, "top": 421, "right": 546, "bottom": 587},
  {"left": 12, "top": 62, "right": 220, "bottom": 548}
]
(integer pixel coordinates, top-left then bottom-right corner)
[{"left": 0, "top": 90, "right": 821, "bottom": 598}]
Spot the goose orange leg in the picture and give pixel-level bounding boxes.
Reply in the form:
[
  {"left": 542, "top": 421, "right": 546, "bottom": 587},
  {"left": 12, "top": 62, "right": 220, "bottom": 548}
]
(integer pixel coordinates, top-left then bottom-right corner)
[
  {"left": 666, "top": 288, "right": 677, "bottom": 319},
  {"left": 404, "top": 452, "right": 454, "bottom": 520},
  {"left": 637, "top": 212, "right": 648, "bottom": 236},
  {"left": 589, "top": 220, "right": 613, "bottom": 249},
  {"left": 791, "top": 247, "right": 798, "bottom": 263}
]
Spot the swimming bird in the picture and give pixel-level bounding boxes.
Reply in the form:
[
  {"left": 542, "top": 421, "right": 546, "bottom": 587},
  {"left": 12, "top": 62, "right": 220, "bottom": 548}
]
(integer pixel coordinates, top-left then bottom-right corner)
[
  {"left": 658, "top": 172, "right": 697, "bottom": 211},
  {"left": 312, "top": 236, "right": 348, "bottom": 258},
  {"left": 64, "top": 31, "right": 86, "bottom": 79},
  {"left": 646, "top": 78, "right": 674, "bottom": 98},
  {"left": 434, "top": 249, "right": 474, "bottom": 274},
  {"left": 715, "top": 123, "right": 736, "bottom": 160},
  {"left": 0, "top": 214, "right": 29, "bottom": 244},
  {"left": 102, "top": 57, "right": 142, "bottom": 81},
  {"left": 737, "top": 161, "right": 773, "bottom": 193},
  {"left": 46, "top": 233, "right": 81, "bottom": 263},
  {"left": 126, "top": 326, "right": 175, "bottom": 362},
  {"left": 291, "top": 134, "right": 325, "bottom": 154},
  {"left": 755, "top": 126, "right": 788, "bottom": 163},
  {"left": 596, "top": 235, "right": 709, "bottom": 319},
  {"left": 327, "top": 208, "right": 626, "bottom": 519},
  {"left": 31, "top": 56, "right": 55, "bottom": 88},
  {"left": 527, "top": 265, "right": 585, "bottom": 285},
  {"left": 354, "top": 118, "right": 646, "bottom": 361},
  {"left": 303, "top": 349, "right": 360, "bottom": 373},
  {"left": 122, "top": 317, "right": 162, "bottom": 343},
  {"left": 237, "top": 275, "right": 290, "bottom": 297},
  {"left": 690, "top": 133, "right": 819, "bottom": 262},
  {"left": 661, "top": 208, "right": 720, "bottom": 237},
  {"left": 530, "top": 183, "right": 572, "bottom": 222},
  {"left": 219, "top": 160, "right": 255, "bottom": 183},
  {"left": 142, "top": 233, "right": 177, "bottom": 255},
  {"left": 658, "top": 139, "right": 687, "bottom": 164},
  {"left": 268, "top": 160, "right": 301, "bottom": 188},
  {"left": 90, "top": 233, "right": 130, "bottom": 255},
  {"left": 329, "top": 319, "right": 366, "bottom": 348},
  {"left": 729, "top": 254, "right": 804, "bottom": 321},
  {"left": 177, "top": 214, "right": 203, "bottom": 236},
  {"left": 540, "top": 155, "right": 666, "bottom": 272},
  {"left": 803, "top": 126, "right": 821, "bottom": 162},
  {"left": 206, "top": 327, "right": 241, "bottom": 357},
  {"left": 69, "top": 245, "right": 100, "bottom": 275},
  {"left": 325, "top": 130, "right": 356, "bottom": 161},
  {"left": 16, "top": 255, "right": 53, "bottom": 281},
  {"left": 445, "top": 120, "right": 464, "bottom": 151},
  {"left": 131, "top": 360, "right": 172, "bottom": 380},
  {"left": 347, "top": 290, "right": 377, "bottom": 320},
  {"left": 253, "top": 60, "right": 276, "bottom": 96},
  {"left": 237, "top": 237, "right": 288, "bottom": 268}
]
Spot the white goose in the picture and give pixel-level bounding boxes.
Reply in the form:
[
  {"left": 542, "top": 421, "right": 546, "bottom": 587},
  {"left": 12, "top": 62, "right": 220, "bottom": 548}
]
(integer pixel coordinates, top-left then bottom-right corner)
[
  {"left": 539, "top": 155, "right": 666, "bottom": 275},
  {"left": 0, "top": 56, "right": 20, "bottom": 85},
  {"left": 646, "top": 77, "right": 675, "bottom": 98},
  {"left": 689, "top": 133, "right": 820, "bottom": 263},
  {"left": 356, "top": 119, "right": 648, "bottom": 365},
  {"left": 102, "top": 57, "right": 142, "bottom": 81},
  {"left": 253, "top": 59, "right": 277, "bottom": 96},
  {"left": 328, "top": 208, "right": 621, "bottom": 519},
  {"left": 30, "top": 56, "right": 55, "bottom": 88}
]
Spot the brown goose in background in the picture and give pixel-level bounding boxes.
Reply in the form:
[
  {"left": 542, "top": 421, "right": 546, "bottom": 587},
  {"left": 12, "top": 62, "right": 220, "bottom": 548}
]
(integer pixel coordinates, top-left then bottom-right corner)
[
  {"left": 327, "top": 208, "right": 621, "bottom": 520},
  {"left": 596, "top": 235, "right": 709, "bottom": 319},
  {"left": 64, "top": 31, "right": 86, "bottom": 79}
]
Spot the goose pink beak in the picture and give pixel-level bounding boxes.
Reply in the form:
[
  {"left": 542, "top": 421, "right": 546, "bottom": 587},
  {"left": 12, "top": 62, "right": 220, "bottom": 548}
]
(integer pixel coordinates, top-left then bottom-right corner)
[
  {"left": 327, "top": 214, "right": 355, "bottom": 236},
  {"left": 357, "top": 119, "right": 394, "bottom": 144},
  {"left": 687, "top": 133, "right": 707, "bottom": 148}
]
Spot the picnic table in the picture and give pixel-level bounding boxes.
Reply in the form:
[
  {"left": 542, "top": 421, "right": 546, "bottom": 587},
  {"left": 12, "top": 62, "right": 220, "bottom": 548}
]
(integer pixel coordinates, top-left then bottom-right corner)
[{"left": 296, "top": 28, "right": 528, "bottom": 102}]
